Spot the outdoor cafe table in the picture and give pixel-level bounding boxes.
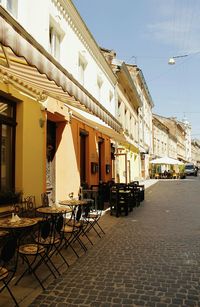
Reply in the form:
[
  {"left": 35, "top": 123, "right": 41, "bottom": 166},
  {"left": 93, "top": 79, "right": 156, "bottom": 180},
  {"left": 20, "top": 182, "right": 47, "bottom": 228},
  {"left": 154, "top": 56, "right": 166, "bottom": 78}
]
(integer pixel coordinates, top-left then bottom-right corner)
[
  {"left": 0, "top": 217, "right": 38, "bottom": 243},
  {"left": 0, "top": 217, "right": 38, "bottom": 229},
  {"left": 59, "top": 199, "right": 88, "bottom": 221},
  {"left": 59, "top": 199, "right": 87, "bottom": 206},
  {"left": 36, "top": 205, "right": 72, "bottom": 215}
]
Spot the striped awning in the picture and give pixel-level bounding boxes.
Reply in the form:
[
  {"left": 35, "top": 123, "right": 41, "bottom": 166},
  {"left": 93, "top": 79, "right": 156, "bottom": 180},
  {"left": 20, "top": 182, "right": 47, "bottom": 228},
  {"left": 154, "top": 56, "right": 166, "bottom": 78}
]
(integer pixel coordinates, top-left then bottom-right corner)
[{"left": 0, "top": 7, "right": 122, "bottom": 132}]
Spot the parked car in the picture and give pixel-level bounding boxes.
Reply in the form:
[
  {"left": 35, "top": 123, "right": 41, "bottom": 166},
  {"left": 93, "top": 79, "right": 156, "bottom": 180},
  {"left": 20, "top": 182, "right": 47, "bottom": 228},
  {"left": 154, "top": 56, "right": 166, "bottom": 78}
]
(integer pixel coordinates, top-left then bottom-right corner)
[{"left": 184, "top": 163, "right": 198, "bottom": 176}]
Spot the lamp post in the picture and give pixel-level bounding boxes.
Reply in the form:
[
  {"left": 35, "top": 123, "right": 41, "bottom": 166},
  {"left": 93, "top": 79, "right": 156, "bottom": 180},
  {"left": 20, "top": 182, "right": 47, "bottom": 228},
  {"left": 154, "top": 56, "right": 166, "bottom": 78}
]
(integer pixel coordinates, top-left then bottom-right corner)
[{"left": 168, "top": 54, "right": 188, "bottom": 65}]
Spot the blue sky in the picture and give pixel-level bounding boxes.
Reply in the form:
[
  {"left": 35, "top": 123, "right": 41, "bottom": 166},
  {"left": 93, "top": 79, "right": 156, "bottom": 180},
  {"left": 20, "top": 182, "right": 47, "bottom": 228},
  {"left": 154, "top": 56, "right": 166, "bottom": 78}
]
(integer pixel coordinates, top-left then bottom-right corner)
[{"left": 73, "top": 0, "right": 200, "bottom": 138}]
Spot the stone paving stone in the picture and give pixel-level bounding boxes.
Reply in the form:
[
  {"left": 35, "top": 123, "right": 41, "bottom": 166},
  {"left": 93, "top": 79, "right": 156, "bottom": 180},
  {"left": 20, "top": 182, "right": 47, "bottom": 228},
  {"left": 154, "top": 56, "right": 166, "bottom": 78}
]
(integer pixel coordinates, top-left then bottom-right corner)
[{"left": 30, "top": 180, "right": 200, "bottom": 306}]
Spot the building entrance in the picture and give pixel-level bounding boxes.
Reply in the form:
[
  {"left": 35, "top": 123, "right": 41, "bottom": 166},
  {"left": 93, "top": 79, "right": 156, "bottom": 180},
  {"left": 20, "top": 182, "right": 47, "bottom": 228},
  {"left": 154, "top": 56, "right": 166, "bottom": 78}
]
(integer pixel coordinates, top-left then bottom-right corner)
[{"left": 46, "top": 120, "right": 56, "bottom": 203}]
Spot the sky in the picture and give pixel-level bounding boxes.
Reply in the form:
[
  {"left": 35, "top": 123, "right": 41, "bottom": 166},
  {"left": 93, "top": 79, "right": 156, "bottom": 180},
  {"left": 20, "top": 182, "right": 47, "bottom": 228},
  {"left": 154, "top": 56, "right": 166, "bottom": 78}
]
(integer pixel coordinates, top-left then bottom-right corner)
[{"left": 73, "top": 0, "right": 200, "bottom": 138}]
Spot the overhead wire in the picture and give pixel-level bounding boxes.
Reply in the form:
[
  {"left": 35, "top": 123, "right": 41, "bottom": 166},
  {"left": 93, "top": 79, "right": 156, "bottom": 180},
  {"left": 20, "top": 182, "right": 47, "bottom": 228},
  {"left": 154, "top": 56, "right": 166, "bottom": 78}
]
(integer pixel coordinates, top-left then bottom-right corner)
[{"left": 147, "top": 0, "right": 200, "bottom": 83}]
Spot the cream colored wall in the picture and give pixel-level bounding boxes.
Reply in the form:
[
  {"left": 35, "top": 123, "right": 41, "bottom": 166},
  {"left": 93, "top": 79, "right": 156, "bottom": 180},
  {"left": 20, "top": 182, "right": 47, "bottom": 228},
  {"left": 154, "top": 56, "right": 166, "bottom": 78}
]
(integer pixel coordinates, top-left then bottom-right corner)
[
  {"left": 129, "top": 152, "right": 140, "bottom": 181},
  {"left": 115, "top": 148, "right": 140, "bottom": 183},
  {"left": 56, "top": 122, "right": 80, "bottom": 201},
  {"left": 2, "top": 85, "right": 46, "bottom": 205},
  {"left": 116, "top": 153, "right": 126, "bottom": 183},
  {"left": 117, "top": 86, "right": 138, "bottom": 142},
  {"left": 20, "top": 100, "right": 45, "bottom": 204},
  {"left": 116, "top": 86, "right": 140, "bottom": 181},
  {"left": 134, "top": 154, "right": 140, "bottom": 180},
  {"left": 169, "top": 137, "right": 177, "bottom": 159}
]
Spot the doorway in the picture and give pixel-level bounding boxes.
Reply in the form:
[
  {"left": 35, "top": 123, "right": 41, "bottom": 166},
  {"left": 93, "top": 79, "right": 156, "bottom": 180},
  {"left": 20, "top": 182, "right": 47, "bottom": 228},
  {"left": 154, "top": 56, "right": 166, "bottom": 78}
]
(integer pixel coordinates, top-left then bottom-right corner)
[
  {"left": 98, "top": 138, "right": 104, "bottom": 182},
  {"left": 80, "top": 130, "right": 88, "bottom": 186},
  {"left": 115, "top": 152, "right": 128, "bottom": 183},
  {"left": 46, "top": 120, "right": 56, "bottom": 203}
]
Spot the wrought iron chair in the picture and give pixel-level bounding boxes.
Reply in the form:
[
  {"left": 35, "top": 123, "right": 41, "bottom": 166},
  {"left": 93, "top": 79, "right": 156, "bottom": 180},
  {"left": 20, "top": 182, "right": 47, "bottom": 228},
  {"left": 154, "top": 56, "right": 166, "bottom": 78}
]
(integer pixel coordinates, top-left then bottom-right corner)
[
  {"left": 41, "top": 192, "right": 49, "bottom": 207},
  {"left": 61, "top": 206, "right": 90, "bottom": 258},
  {"left": 0, "top": 236, "right": 19, "bottom": 306},
  {"left": 82, "top": 198, "right": 105, "bottom": 238},
  {"left": 109, "top": 184, "right": 130, "bottom": 217},
  {"left": 48, "top": 214, "right": 69, "bottom": 270},
  {"left": 15, "top": 219, "right": 59, "bottom": 290},
  {"left": 20, "top": 196, "right": 43, "bottom": 222},
  {"left": 129, "top": 182, "right": 141, "bottom": 207}
]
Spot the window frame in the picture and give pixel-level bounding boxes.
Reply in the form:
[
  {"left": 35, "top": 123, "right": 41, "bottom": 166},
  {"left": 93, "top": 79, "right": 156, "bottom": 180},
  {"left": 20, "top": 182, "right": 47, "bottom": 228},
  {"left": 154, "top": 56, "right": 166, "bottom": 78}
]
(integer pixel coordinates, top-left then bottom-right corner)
[
  {"left": 0, "top": 0, "right": 18, "bottom": 18},
  {"left": 78, "top": 54, "right": 87, "bottom": 86},
  {"left": 49, "top": 15, "right": 65, "bottom": 61},
  {"left": 49, "top": 26, "right": 61, "bottom": 60},
  {"left": 0, "top": 93, "right": 17, "bottom": 192}
]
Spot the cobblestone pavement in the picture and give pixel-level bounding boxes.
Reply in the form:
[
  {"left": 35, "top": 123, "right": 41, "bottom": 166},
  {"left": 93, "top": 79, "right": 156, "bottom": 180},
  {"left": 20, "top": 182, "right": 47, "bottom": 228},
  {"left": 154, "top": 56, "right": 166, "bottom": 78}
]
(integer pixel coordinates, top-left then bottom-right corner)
[{"left": 30, "top": 179, "right": 200, "bottom": 307}]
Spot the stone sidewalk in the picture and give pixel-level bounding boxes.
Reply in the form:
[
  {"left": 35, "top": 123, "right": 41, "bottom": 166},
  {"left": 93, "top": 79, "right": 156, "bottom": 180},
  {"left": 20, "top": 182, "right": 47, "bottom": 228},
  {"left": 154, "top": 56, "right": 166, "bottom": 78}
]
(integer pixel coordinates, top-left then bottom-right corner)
[{"left": 29, "top": 178, "right": 200, "bottom": 307}]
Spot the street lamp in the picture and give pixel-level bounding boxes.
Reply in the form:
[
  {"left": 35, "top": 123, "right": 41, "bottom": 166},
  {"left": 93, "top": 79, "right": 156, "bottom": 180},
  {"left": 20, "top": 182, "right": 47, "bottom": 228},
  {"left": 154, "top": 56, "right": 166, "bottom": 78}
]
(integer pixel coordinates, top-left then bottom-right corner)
[{"left": 168, "top": 54, "right": 188, "bottom": 65}]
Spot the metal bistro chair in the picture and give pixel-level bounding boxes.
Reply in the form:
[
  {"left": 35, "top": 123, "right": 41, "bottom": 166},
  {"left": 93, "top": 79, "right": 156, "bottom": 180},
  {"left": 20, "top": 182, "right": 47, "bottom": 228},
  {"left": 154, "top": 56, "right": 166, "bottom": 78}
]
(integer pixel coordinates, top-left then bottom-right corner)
[
  {"left": 82, "top": 198, "right": 105, "bottom": 239},
  {"left": 20, "top": 196, "right": 44, "bottom": 222},
  {"left": 41, "top": 192, "right": 49, "bottom": 207},
  {"left": 81, "top": 187, "right": 104, "bottom": 237},
  {"left": 48, "top": 214, "right": 70, "bottom": 271},
  {"left": 110, "top": 184, "right": 130, "bottom": 217},
  {"left": 130, "top": 182, "right": 142, "bottom": 206},
  {"left": 61, "top": 204, "right": 92, "bottom": 258},
  {"left": 15, "top": 219, "right": 60, "bottom": 290},
  {"left": 0, "top": 236, "right": 19, "bottom": 306}
]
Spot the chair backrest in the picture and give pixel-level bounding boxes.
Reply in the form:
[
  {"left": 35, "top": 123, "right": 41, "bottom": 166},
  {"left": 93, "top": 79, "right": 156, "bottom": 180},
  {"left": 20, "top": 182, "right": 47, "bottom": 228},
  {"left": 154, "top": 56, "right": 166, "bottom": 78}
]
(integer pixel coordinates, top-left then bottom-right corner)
[
  {"left": 0, "top": 237, "right": 18, "bottom": 277},
  {"left": 41, "top": 193, "right": 49, "bottom": 207},
  {"left": 83, "top": 204, "right": 90, "bottom": 218},
  {"left": 1, "top": 237, "right": 17, "bottom": 263},
  {"left": 76, "top": 206, "right": 82, "bottom": 221},
  {"left": 22, "top": 195, "right": 36, "bottom": 217},
  {"left": 130, "top": 181, "right": 139, "bottom": 186},
  {"left": 40, "top": 220, "right": 51, "bottom": 240},
  {"left": 34, "top": 219, "right": 58, "bottom": 255},
  {"left": 55, "top": 215, "right": 64, "bottom": 234},
  {"left": 110, "top": 185, "right": 119, "bottom": 203}
]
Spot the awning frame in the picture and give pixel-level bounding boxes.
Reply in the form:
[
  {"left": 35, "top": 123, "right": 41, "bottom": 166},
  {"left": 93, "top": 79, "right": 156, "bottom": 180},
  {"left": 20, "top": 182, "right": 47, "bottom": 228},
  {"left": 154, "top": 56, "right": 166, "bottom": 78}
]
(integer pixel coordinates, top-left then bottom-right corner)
[{"left": 0, "top": 6, "right": 122, "bottom": 132}]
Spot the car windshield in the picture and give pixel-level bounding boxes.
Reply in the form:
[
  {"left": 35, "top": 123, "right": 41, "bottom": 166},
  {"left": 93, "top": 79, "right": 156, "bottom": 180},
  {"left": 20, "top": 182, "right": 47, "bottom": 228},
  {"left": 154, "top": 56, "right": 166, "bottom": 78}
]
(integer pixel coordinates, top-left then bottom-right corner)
[{"left": 185, "top": 165, "right": 194, "bottom": 170}]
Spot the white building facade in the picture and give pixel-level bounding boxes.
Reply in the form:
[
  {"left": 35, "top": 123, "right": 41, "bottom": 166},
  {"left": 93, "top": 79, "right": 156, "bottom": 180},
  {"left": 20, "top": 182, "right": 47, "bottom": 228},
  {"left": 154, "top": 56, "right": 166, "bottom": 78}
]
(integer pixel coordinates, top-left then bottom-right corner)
[
  {"left": 0, "top": 0, "right": 124, "bottom": 202},
  {"left": 127, "top": 65, "right": 154, "bottom": 179}
]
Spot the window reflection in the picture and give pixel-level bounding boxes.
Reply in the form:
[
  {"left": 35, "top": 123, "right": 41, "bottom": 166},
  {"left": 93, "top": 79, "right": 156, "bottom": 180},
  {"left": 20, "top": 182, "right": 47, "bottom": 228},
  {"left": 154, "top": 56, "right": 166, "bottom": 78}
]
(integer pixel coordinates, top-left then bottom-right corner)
[
  {"left": 1, "top": 125, "right": 12, "bottom": 189},
  {"left": 0, "top": 102, "right": 12, "bottom": 117},
  {"left": 0, "top": 97, "right": 15, "bottom": 191}
]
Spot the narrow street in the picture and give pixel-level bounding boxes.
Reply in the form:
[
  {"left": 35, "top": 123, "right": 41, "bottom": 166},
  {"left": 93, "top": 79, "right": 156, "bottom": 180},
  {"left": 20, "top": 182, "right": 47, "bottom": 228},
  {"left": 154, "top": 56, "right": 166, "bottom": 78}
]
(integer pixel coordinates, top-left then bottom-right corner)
[{"left": 30, "top": 178, "right": 200, "bottom": 307}]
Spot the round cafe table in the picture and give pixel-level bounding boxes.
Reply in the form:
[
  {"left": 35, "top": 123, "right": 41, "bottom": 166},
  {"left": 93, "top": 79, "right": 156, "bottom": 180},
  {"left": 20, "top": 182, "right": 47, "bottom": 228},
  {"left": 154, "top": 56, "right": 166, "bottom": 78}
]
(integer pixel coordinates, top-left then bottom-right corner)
[
  {"left": 0, "top": 217, "right": 39, "bottom": 244},
  {"left": 59, "top": 199, "right": 89, "bottom": 222},
  {"left": 0, "top": 217, "right": 38, "bottom": 229},
  {"left": 36, "top": 205, "right": 72, "bottom": 215},
  {"left": 59, "top": 199, "right": 87, "bottom": 206}
]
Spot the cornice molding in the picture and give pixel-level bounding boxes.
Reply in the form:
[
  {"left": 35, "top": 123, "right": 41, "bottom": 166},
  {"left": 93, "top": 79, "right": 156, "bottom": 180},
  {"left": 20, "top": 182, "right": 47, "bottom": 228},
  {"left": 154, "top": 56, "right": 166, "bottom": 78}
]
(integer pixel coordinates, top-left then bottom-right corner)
[
  {"left": 53, "top": 0, "right": 117, "bottom": 85},
  {"left": 117, "top": 63, "right": 142, "bottom": 109}
]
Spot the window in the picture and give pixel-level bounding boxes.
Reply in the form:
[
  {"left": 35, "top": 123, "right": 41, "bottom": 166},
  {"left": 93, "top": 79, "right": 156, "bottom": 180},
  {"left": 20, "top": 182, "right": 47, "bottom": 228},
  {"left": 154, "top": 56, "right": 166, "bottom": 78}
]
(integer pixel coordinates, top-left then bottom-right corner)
[
  {"left": 49, "top": 14, "right": 65, "bottom": 61},
  {"left": 109, "top": 90, "right": 113, "bottom": 103},
  {"left": 0, "top": 0, "right": 18, "bottom": 18},
  {"left": 117, "top": 101, "right": 121, "bottom": 121},
  {"left": 49, "top": 26, "right": 61, "bottom": 60},
  {"left": 0, "top": 97, "right": 16, "bottom": 191},
  {"left": 78, "top": 53, "right": 88, "bottom": 85},
  {"left": 97, "top": 75, "right": 103, "bottom": 102},
  {"left": 79, "top": 59, "right": 85, "bottom": 85},
  {"left": 125, "top": 108, "right": 128, "bottom": 130}
]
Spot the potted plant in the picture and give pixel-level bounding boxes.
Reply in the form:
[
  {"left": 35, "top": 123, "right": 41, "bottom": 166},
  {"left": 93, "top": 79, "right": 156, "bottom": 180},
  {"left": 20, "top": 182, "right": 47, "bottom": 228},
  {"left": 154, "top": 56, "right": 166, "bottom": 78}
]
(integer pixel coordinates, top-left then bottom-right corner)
[{"left": 0, "top": 190, "right": 22, "bottom": 205}]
